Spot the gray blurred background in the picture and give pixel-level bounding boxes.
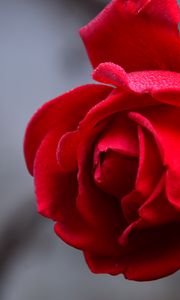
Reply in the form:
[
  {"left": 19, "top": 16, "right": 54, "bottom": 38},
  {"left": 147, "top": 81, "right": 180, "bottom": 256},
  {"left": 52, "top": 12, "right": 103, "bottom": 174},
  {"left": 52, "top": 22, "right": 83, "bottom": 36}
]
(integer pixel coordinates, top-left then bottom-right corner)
[{"left": 0, "top": 0, "right": 180, "bottom": 299}]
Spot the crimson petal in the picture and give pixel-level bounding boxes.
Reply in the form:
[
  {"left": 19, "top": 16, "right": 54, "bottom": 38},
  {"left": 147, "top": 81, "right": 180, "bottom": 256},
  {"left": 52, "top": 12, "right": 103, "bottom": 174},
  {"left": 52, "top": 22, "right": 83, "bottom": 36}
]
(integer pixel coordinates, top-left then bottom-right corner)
[
  {"left": 129, "top": 106, "right": 180, "bottom": 211},
  {"left": 93, "top": 63, "right": 180, "bottom": 94},
  {"left": 121, "top": 125, "right": 163, "bottom": 222},
  {"left": 80, "top": 0, "right": 180, "bottom": 71},
  {"left": 34, "top": 128, "right": 122, "bottom": 255},
  {"left": 84, "top": 222, "right": 180, "bottom": 280},
  {"left": 93, "top": 114, "right": 138, "bottom": 197},
  {"left": 24, "top": 84, "right": 112, "bottom": 174}
]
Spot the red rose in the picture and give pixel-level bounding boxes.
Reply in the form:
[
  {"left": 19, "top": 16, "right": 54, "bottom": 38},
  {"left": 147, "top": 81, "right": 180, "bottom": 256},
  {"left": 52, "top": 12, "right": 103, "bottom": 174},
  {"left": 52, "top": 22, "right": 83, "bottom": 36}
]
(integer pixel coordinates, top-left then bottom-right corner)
[{"left": 24, "top": 0, "right": 180, "bottom": 281}]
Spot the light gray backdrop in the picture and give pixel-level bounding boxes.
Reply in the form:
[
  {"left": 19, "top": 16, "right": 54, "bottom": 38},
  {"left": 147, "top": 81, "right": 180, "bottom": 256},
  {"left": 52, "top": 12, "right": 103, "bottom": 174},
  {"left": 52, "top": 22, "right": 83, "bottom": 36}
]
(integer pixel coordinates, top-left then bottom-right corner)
[{"left": 0, "top": 0, "right": 180, "bottom": 299}]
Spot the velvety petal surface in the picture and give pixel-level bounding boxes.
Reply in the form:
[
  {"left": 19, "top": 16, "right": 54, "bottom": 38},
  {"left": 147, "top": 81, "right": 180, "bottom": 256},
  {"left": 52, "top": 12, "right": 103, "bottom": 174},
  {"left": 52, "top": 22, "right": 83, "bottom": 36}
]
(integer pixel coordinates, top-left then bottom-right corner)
[
  {"left": 24, "top": 84, "right": 112, "bottom": 174},
  {"left": 76, "top": 124, "right": 126, "bottom": 231},
  {"left": 80, "top": 0, "right": 180, "bottom": 72},
  {"left": 34, "top": 127, "right": 123, "bottom": 256},
  {"left": 120, "top": 175, "right": 180, "bottom": 245},
  {"left": 93, "top": 63, "right": 180, "bottom": 95},
  {"left": 121, "top": 125, "right": 163, "bottom": 223},
  {"left": 93, "top": 114, "right": 138, "bottom": 197},
  {"left": 152, "top": 90, "right": 180, "bottom": 106},
  {"left": 129, "top": 106, "right": 180, "bottom": 211},
  {"left": 139, "top": 179, "right": 180, "bottom": 225},
  {"left": 94, "top": 150, "right": 138, "bottom": 198},
  {"left": 84, "top": 221, "right": 180, "bottom": 281},
  {"left": 57, "top": 90, "right": 157, "bottom": 175}
]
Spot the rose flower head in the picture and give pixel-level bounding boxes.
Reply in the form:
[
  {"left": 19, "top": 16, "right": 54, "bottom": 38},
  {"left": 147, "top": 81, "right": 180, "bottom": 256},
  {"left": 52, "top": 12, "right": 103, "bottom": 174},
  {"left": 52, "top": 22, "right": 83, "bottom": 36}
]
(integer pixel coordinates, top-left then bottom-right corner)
[{"left": 24, "top": 0, "right": 180, "bottom": 281}]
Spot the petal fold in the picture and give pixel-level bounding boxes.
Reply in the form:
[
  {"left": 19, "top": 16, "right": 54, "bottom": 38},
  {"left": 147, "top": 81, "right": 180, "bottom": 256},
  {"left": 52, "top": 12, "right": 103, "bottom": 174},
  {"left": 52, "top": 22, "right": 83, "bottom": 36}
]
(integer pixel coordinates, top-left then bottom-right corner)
[
  {"left": 129, "top": 106, "right": 180, "bottom": 211},
  {"left": 24, "top": 84, "right": 112, "bottom": 174}
]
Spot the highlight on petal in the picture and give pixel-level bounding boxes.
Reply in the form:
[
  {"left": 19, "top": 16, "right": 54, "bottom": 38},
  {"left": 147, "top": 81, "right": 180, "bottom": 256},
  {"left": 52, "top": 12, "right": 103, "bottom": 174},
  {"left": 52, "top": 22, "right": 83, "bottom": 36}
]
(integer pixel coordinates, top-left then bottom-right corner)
[
  {"left": 92, "top": 62, "right": 129, "bottom": 88},
  {"left": 80, "top": 0, "right": 180, "bottom": 72},
  {"left": 24, "top": 84, "right": 112, "bottom": 175},
  {"left": 57, "top": 131, "right": 79, "bottom": 172},
  {"left": 128, "top": 70, "right": 180, "bottom": 94},
  {"left": 93, "top": 63, "right": 180, "bottom": 96}
]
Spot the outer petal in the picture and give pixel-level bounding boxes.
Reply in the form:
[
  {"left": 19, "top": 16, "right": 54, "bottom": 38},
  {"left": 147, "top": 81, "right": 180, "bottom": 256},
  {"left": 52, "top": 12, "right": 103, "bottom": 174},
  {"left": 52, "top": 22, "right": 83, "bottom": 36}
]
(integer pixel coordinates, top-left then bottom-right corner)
[
  {"left": 33, "top": 128, "right": 77, "bottom": 221},
  {"left": 84, "top": 222, "right": 180, "bottom": 281},
  {"left": 124, "top": 222, "right": 180, "bottom": 281},
  {"left": 24, "top": 84, "right": 112, "bottom": 174},
  {"left": 94, "top": 150, "right": 138, "bottom": 198},
  {"left": 84, "top": 251, "right": 125, "bottom": 275},
  {"left": 34, "top": 127, "right": 122, "bottom": 256},
  {"left": 80, "top": 0, "right": 180, "bottom": 71}
]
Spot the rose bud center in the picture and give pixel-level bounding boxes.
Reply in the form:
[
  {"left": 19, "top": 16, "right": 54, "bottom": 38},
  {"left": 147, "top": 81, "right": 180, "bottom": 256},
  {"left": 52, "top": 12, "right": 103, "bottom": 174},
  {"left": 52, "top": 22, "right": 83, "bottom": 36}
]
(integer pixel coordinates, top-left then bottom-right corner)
[{"left": 93, "top": 113, "right": 139, "bottom": 199}]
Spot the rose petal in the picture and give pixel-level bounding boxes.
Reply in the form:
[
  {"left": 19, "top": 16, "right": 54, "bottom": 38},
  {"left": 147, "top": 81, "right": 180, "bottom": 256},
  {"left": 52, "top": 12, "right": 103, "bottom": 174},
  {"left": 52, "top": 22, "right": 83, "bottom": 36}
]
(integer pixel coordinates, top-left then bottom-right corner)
[
  {"left": 94, "top": 113, "right": 139, "bottom": 157},
  {"left": 92, "top": 63, "right": 129, "bottom": 88},
  {"left": 120, "top": 175, "right": 180, "bottom": 246},
  {"left": 83, "top": 251, "right": 125, "bottom": 275},
  {"left": 24, "top": 84, "right": 112, "bottom": 174},
  {"left": 34, "top": 128, "right": 77, "bottom": 221},
  {"left": 80, "top": 0, "right": 180, "bottom": 71},
  {"left": 93, "top": 63, "right": 180, "bottom": 95},
  {"left": 76, "top": 126, "right": 127, "bottom": 237},
  {"left": 128, "top": 70, "right": 180, "bottom": 94},
  {"left": 93, "top": 113, "right": 138, "bottom": 197},
  {"left": 143, "top": 0, "right": 180, "bottom": 27},
  {"left": 84, "top": 222, "right": 180, "bottom": 281},
  {"left": 57, "top": 91, "right": 157, "bottom": 175},
  {"left": 124, "top": 222, "right": 180, "bottom": 281},
  {"left": 79, "top": 91, "right": 157, "bottom": 131},
  {"left": 139, "top": 177, "right": 180, "bottom": 225},
  {"left": 34, "top": 128, "right": 122, "bottom": 256},
  {"left": 121, "top": 190, "right": 144, "bottom": 223},
  {"left": 121, "top": 125, "right": 163, "bottom": 222},
  {"left": 135, "top": 126, "right": 163, "bottom": 196},
  {"left": 94, "top": 150, "right": 138, "bottom": 198},
  {"left": 152, "top": 90, "right": 180, "bottom": 106},
  {"left": 119, "top": 177, "right": 164, "bottom": 246},
  {"left": 57, "top": 131, "right": 79, "bottom": 172},
  {"left": 129, "top": 106, "right": 180, "bottom": 211}
]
